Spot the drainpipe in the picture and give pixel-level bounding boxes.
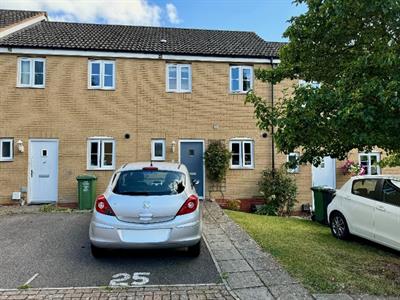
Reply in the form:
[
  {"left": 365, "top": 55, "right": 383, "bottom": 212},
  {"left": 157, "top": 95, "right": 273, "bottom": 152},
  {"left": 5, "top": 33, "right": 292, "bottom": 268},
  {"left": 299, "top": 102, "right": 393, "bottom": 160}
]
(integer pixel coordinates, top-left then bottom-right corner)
[{"left": 270, "top": 58, "right": 275, "bottom": 173}]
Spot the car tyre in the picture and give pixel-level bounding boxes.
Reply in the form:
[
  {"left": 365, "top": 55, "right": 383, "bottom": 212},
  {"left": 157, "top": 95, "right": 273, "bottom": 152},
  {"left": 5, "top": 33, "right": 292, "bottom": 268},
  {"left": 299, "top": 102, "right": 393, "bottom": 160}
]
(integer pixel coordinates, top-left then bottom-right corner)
[
  {"left": 330, "top": 212, "right": 350, "bottom": 240},
  {"left": 91, "top": 244, "right": 105, "bottom": 258},
  {"left": 188, "top": 240, "right": 201, "bottom": 257}
]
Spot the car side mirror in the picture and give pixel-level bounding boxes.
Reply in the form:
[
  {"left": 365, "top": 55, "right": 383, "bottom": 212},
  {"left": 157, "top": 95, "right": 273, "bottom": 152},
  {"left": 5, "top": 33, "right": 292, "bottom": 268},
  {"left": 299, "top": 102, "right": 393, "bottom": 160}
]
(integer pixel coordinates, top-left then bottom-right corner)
[{"left": 192, "top": 179, "right": 200, "bottom": 186}]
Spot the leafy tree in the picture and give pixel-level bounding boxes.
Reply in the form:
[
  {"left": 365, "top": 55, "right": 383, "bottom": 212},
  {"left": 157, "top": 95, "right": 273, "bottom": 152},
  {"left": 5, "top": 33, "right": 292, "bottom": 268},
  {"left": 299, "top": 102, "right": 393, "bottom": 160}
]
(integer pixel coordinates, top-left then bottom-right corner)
[{"left": 246, "top": 0, "right": 400, "bottom": 166}]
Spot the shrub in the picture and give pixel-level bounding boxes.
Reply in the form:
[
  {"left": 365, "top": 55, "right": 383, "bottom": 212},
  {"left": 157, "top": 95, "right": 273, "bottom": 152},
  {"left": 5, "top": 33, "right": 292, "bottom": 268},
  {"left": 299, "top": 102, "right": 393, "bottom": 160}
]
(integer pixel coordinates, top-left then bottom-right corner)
[
  {"left": 204, "top": 141, "right": 231, "bottom": 183},
  {"left": 257, "top": 168, "right": 298, "bottom": 216},
  {"left": 226, "top": 199, "right": 241, "bottom": 211}
]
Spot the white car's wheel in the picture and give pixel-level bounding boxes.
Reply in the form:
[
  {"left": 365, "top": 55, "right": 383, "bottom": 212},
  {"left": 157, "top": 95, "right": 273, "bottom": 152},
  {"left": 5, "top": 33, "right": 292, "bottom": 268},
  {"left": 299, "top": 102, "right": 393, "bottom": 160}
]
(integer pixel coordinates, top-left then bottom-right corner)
[{"left": 330, "top": 212, "right": 350, "bottom": 240}]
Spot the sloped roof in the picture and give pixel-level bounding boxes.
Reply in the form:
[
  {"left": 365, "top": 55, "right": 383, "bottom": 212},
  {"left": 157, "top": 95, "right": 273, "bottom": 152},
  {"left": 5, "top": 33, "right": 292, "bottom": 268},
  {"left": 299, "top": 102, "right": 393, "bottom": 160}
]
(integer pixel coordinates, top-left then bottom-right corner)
[
  {"left": 0, "top": 20, "right": 284, "bottom": 58},
  {"left": 0, "top": 9, "right": 45, "bottom": 29}
]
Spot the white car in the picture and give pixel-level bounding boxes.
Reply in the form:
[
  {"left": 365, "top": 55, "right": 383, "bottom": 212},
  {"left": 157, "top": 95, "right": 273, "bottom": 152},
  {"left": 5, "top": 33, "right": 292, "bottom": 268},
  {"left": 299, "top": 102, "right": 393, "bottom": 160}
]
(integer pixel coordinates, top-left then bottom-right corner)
[
  {"left": 89, "top": 162, "right": 202, "bottom": 257},
  {"left": 327, "top": 175, "right": 400, "bottom": 251}
]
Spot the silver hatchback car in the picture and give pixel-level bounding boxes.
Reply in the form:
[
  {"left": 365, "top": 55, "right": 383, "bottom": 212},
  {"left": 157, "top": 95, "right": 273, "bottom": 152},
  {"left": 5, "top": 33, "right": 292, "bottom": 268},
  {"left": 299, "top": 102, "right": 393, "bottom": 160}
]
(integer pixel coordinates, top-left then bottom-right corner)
[{"left": 89, "top": 162, "right": 202, "bottom": 257}]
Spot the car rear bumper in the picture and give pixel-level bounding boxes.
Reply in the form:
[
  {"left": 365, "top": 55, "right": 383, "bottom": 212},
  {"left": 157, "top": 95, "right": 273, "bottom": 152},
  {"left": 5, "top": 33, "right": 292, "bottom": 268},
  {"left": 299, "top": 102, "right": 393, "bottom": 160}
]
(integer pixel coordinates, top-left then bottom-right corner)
[{"left": 89, "top": 211, "right": 202, "bottom": 249}]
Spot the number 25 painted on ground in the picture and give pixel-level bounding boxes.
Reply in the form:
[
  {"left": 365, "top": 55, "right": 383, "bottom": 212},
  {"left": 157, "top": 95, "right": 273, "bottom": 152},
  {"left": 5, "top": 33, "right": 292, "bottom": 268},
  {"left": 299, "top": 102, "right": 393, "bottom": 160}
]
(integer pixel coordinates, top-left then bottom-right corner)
[{"left": 109, "top": 272, "right": 150, "bottom": 286}]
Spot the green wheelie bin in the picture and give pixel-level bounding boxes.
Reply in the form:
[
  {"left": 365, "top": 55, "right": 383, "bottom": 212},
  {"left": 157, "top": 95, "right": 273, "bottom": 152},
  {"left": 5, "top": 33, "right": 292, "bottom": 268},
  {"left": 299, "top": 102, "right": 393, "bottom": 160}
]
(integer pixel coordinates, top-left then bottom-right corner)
[
  {"left": 76, "top": 174, "right": 97, "bottom": 210},
  {"left": 311, "top": 186, "right": 336, "bottom": 224}
]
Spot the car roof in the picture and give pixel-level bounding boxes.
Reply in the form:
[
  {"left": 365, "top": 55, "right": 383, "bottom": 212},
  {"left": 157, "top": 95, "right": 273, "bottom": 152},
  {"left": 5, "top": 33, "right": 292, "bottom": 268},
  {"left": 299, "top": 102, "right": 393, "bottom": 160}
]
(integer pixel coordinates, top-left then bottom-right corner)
[
  {"left": 351, "top": 175, "right": 400, "bottom": 181},
  {"left": 117, "top": 162, "right": 188, "bottom": 173}
]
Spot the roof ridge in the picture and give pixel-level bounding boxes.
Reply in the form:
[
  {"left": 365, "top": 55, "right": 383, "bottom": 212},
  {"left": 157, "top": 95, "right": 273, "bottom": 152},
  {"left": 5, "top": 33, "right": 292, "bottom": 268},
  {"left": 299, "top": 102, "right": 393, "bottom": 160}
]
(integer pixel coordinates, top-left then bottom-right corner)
[
  {"left": 42, "top": 20, "right": 257, "bottom": 35},
  {"left": 0, "top": 8, "right": 46, "bottom": 14}
]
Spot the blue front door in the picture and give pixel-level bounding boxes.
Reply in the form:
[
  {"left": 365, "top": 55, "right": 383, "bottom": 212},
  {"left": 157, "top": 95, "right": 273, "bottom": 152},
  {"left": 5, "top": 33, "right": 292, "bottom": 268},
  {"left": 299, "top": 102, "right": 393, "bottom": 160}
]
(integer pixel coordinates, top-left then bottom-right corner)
[{"left": 180, "top": 141, "right": 204, "bottom": 198}]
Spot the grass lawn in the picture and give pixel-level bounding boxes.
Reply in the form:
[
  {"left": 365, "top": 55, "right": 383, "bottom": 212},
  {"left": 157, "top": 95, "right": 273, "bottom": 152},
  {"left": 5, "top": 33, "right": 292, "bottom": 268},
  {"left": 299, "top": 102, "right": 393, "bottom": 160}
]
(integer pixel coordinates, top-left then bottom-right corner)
[{"left": 225, "top": 210, "right": 400, "bottom": 296}]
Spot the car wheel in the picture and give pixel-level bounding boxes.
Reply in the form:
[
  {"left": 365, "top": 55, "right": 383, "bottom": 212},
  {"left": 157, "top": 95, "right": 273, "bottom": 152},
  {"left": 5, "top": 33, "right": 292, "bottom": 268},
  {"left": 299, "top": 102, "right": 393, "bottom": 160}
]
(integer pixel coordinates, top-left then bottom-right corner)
[
  {"left": 188, "top": 240, "right": 201, "bottom": 257},
  {"left": 330, "top": 212, "right": 349, "bottom": 240},
  {"left": 91, "top": 244, "right": 105, "bottom": 258}
]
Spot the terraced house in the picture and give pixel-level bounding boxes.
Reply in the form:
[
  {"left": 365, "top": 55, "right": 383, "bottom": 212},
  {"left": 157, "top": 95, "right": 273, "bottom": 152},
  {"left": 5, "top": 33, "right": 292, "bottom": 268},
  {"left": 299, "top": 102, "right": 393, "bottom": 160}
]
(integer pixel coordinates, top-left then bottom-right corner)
[
  {"left": 0, "top": 8, "right": 291, "bottom": 207},
  {"left": 4, "top": 8, "right": 394, "bottom": 212}
]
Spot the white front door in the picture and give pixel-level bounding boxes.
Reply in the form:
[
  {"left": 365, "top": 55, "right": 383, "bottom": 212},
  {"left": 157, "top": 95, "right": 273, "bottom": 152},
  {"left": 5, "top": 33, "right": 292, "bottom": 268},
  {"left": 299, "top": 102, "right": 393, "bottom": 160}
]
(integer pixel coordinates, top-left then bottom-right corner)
[
  {"left": 28, "top": 139, "right": 59, "bottom": 204},
  {"left": 312, "top": 156, "right": 336, "bottom": 188}
]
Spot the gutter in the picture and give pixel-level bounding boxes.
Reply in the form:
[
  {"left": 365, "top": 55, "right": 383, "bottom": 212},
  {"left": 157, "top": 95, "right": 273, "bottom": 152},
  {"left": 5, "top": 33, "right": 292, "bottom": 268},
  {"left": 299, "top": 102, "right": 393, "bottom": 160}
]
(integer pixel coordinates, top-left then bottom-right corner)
[{"left": 270, "top": 58, "right": 276, "bottom": 172}]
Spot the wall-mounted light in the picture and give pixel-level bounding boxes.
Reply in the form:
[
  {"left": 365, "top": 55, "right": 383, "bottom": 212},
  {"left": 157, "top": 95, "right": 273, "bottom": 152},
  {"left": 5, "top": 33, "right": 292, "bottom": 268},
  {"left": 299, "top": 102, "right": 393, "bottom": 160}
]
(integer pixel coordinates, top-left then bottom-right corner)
[
  {"left": 16, "top": 140, "right": 24, "bottom": 153},
  {"left": 171, "top": 141, "right": 176, "bottom": 153}
]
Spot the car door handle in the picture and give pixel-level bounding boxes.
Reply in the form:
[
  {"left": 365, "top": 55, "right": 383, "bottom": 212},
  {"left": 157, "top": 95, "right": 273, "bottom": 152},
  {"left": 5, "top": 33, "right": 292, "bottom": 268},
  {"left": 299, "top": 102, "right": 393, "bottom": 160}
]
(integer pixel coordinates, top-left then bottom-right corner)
[{"left": 376, "top": 206, "right": 386, "bottom": 212}]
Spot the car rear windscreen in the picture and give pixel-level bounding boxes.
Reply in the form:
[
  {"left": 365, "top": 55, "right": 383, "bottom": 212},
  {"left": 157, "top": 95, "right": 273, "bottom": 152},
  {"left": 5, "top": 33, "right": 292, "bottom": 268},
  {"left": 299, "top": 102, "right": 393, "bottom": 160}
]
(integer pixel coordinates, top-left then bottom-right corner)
[{"left": 113, "top": 170, "right": 186, "bottom": 196}]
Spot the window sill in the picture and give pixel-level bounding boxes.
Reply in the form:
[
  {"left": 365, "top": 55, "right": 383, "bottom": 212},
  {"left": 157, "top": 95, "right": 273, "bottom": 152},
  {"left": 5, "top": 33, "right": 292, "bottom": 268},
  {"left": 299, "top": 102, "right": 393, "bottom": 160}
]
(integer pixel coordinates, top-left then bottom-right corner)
[
  {"left": 230, "top": 91, "right": 249, "bottom": 95},
  {"left": 287, "top": 170, "right": 300, "bottom": 174},
  {"left": 86, "top": 167, "right": 115, "bottom": 171},
  {"left": 151, "top": 158, "right": 166, "bottom": 161},
  {"left": 0, "top": 159, "right": 14, "bottom": 162},
  {"left": 88, "top": 87, "right": 115, "bottom": 91},
  {"left": 166, "top": 90, "right": 192, "bottom": 94},
  {"left": 16, "top": 85, "right": 45, "bottom": 89},
  {"left": 230, "top": 166, "right": 255, "bottom": 170}
]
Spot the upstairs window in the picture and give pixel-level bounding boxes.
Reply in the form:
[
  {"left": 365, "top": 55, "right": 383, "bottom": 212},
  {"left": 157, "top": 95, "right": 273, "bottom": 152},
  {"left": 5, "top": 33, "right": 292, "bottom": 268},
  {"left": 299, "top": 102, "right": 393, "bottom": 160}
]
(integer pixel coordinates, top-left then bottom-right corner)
[
  {"left": 0, "top": 139, "right": 13, "bottom": 161},
  {"left": 287, "top": 152, "right": 300, "bottom": 173},
  {"left": 230, "top": 66, "right": 253, "bottom": 93},
  {"left": 151, "top": 139, "right": 166, "bottom": 161},
  {"left": 17, "top": 58, "right": 45, "bottom": 88},
  {"left": 230, "top": 139, "right": 254, "bottom": 169},
  {"left": 88, "top": 60, "right": 115, "bottom": 89},
  {"left": 87, "top": 138, "right": 115, "bottom": 170},
  {"left": 166, "top": 64, "right": 191, "bottom": 92},
  {"left": 359, "top": 152, "right": 380, "bottom": 175}
]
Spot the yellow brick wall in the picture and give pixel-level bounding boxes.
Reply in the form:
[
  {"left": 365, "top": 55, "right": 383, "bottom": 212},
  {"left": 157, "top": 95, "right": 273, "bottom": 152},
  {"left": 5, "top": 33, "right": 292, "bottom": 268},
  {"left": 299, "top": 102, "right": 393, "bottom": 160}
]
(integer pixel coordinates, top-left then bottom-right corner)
[{"left": 0, "top": 54, "right": 277, "bottom": 205}]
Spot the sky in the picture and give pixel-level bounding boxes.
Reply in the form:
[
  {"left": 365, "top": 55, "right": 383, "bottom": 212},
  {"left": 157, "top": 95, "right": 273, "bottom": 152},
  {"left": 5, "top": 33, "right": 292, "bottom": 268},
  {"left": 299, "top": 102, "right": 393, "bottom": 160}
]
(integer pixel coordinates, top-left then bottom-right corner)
[{"left": 0, "top": 0, "right": 307, "bottom": 42}]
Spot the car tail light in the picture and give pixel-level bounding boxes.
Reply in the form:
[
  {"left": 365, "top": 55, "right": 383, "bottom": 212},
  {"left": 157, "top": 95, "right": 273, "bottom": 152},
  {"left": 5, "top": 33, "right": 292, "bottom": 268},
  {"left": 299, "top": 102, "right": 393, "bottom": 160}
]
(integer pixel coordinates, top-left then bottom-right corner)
[
  {"left": 95, "top": 195, "right": 115, "bottom": 216},
  {"left": 177, "top": 195, "right": 199, "bottom": 216}
]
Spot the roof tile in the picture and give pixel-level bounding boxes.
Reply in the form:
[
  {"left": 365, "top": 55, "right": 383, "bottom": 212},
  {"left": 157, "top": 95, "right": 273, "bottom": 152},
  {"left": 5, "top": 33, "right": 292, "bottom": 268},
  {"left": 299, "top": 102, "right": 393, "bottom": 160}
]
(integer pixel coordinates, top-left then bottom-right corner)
[
  {"left": 0, "top": 20, "right": 284, "bottom": 58},
  {"left": 0, "top": 9, "right": 45, "bottom": 29}
]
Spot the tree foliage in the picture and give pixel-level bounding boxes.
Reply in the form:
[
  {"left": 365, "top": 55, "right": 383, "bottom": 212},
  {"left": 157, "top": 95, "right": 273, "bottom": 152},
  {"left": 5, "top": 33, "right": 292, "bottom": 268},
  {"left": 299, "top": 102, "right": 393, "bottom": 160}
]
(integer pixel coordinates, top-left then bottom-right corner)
[
  {"left": 204, "top": 141, "right": 231, "bottom": 183},
  {"left": 246, "top": 0, "right": 400, "bottom": 166}
]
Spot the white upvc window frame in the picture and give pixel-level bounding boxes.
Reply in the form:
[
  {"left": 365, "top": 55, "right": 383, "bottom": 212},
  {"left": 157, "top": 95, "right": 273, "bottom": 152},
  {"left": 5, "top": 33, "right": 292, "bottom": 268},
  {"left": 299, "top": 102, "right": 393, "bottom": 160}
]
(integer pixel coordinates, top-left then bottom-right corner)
[
  {"left": 88, "top": 60, "right": 116, "bottom": 90},
  {"left": 359, "top": 152, "right": 381, "bottom": 175},
  {"left": 166, "top": 63, "right": 192, "bottom": 93},
  {"left": 0, "top": 138, "right": 13, "bottom": 161},
  {"left": 229, "top": 139, "right": 254, "bottom": 169},
  {"left": 151, "top": 139, "right": 166, "bottom": 161},
  {"left": 87, "top": 138, "right": 116, "bottom": 170},
  {"left": 17, "top": 57, "right": 46, "bottom": 88},
  {"left": 230, "top": 65, "right": 253, "bottom": 93},
  {"left": 287, "top": 152, "right": 300, "bottom": 173}
]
